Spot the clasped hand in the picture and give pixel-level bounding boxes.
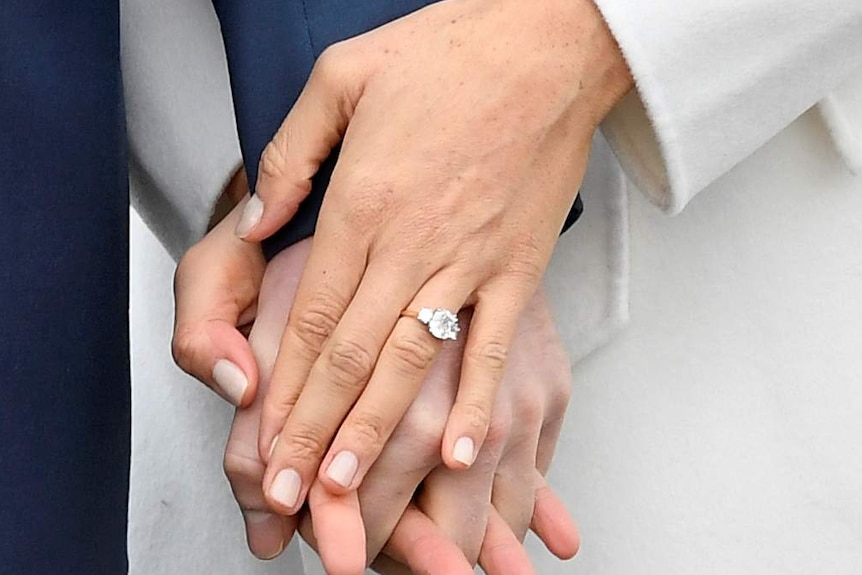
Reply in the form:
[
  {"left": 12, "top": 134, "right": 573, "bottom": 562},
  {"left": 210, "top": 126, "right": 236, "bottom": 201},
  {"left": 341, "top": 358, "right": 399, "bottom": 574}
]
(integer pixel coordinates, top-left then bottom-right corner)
[
  {"left": 233, "top": 0, "right": 631, "bottom": 514},
  {"left": 172, "top": 0, "right": 632, "bottom": 571},
  {"left": 174, "top": 197, "right": 578, "bottom": 574}
]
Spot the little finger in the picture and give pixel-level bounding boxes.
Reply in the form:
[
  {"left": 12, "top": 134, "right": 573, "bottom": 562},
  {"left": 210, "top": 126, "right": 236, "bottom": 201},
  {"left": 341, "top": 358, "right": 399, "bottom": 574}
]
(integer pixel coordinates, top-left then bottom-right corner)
[{"left": 441, "top": 285, "right": 535, "bottom": 469}]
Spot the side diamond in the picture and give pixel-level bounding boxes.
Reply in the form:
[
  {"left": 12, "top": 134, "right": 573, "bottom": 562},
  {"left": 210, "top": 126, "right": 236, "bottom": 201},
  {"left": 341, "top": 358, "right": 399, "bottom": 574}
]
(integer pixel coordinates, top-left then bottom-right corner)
[{"left": 417, "top": 308, "right": 434, "bottom": 323}]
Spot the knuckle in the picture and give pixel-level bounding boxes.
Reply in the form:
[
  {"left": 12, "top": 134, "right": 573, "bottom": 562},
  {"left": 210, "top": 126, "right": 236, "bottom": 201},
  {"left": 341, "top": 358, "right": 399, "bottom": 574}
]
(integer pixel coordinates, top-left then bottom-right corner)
[
  {"left": 170, "top": 325, "right": 202, "bottom": 374},
  {"left": 347, "top": 412, "right": 388, "bottom": 451},
  {"left": 540, "top": 359, "right": 574, "bottom": 418},
  {"left": 460, "top": 400, "right": 494, "bottom": 435},
  {"left": 325, "top": 339, "right": 375, "bottom": 391},
  {"left": 223, "top": 451, "right": 263, "bottom": 484},
  {"left": 512, "top": 228, "right": 547, "bottom": 260},
  {"left": 503, "top": 247, "right": 546, "bottom": 285},
  {"left": 466, "top": 340, "right": 509, "bottom": 379},
  {"left": 351, "top": 190, "right": 389, "bottom": 226},
  {"left": 408, "top": 210, "right": 448, "bottom": 243},
  {"left": 258, "top": 138, "right": 289, "bottom": 182},
  {"left": 389, "top": 333, "right": 437, "bottom": 373},
  {"left": 397, "top": 401, "right": 447, "bottom": 454},
  {"left": 520, "top": 396, "right": 545, "bottom": 427},
  {"left": 332, "top": 176, "right": 390, "bottom": 229},
  {"left": 284, "top": 424, "right": 329, "bottom": 462},
  {"left": 263, "top": 390, "right": 299, "bottom": 423},
  {"left": 313, "top": 43, "right": 350, "bottom": 85},
  {"left": 485, "top": 411, "right": 512, "bottom": 448},
  {"left": 289, "top": 293, "right": 344, "bottom": 354}
]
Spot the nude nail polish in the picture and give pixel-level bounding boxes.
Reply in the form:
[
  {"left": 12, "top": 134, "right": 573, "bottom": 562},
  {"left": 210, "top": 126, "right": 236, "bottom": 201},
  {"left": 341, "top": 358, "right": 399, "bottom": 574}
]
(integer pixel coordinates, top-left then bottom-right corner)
[
  {"left": 212, "top": 359, "right": 248, "bottom": 406},
  {"left": 235, "top": 195, "right": 263, "bottom": 238},
  {"left": 269, "top": 468, "right": 301, "bottom": 509},
  {"left": 452, "top": 436, "right": 475, "bottom": 467},
  {"left": 325, "top": 451, "right": 358, "bottom": 488}
]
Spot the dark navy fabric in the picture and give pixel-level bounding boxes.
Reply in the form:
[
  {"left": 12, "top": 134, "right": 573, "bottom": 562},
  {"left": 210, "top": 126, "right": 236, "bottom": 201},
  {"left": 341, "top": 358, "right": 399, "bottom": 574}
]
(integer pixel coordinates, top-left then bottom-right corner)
[
  {"left": 0, "top": 4, "right": 582, "bottom": 572},
  {"left": 212, "top": 0, "right": 583, "bottom": 261},
  {"left": 0, "top": 2, "right": 130, "bottom": 574}
]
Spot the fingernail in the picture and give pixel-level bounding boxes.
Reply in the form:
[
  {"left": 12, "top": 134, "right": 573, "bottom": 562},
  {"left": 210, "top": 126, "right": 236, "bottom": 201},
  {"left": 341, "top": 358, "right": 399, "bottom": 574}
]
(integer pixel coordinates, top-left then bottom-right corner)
[
  {"left": 452, "top": 436, "right": 475, "bottom": 467},
  {"left": 235, "top": 195, "right": 264, "bottom": 238},
  {"left": 243, "top": 511, "right": 285, "bottom": 560},
  {"left": 325, "top": 451, "right": 358, "bottom": 488},
  {"left": 212, "top": 359, "right": 248, "bottom": 406},
  {"left": 269, "top": 468, "right": 301, "bottom": 509}
]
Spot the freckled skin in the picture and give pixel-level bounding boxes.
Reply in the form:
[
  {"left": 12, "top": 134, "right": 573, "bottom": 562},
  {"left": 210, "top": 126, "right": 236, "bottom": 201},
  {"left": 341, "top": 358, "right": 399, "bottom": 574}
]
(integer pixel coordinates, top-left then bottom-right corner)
[{"left": 238, "top": 0, "right": 632, "bottom": 555}]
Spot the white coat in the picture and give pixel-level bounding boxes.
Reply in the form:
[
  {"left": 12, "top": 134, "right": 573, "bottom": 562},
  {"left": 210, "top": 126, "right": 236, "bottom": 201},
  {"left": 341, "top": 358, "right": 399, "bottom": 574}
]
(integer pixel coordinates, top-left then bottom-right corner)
[{"left": 123, "top": 0, "right": 862, "bottom": 573}]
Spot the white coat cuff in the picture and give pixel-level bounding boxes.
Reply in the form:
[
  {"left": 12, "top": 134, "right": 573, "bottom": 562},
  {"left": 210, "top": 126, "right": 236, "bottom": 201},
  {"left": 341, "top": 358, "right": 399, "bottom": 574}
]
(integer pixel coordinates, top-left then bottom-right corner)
[{"left": 592, "top": 0, "right": 862, "bottom": 214}]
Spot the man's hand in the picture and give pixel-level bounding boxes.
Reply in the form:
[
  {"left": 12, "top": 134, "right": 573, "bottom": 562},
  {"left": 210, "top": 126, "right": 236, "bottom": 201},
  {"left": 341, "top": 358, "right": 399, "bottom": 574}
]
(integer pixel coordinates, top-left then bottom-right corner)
[
  {"left": 233, "top": 0, "right": 632, "bottom": 513},
  {"left": 173, "top": 196, "right": 580, "bottom": 574},
  {"left": 226, "top": 241, "right": 579, "bottom": 574},
  {"left": 173, "top": 178, "right": 265, "bottom": 407}
]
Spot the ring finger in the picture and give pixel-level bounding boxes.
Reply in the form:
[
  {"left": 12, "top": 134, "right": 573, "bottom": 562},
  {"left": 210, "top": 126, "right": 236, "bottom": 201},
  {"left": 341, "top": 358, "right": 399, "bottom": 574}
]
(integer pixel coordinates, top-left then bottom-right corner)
[
  {"left": 314, "top": 269, "right": 474, "bottom": 494},
  {"left": 265, "top": 268, "right": 474, "bottom": 513}
]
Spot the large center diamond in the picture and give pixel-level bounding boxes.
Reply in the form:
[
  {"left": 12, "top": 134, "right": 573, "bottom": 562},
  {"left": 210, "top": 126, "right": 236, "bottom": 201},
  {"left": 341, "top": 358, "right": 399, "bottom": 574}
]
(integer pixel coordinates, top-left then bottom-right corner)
[{"left": 425, "top": 308, "right": 460, "bottom": 341}]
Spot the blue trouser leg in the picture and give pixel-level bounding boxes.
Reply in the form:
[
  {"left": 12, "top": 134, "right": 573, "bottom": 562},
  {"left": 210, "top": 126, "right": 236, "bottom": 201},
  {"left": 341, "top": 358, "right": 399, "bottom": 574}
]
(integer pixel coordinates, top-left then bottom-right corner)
[{"left": 0, "top": 2, "right": 129, "bottom": 573}]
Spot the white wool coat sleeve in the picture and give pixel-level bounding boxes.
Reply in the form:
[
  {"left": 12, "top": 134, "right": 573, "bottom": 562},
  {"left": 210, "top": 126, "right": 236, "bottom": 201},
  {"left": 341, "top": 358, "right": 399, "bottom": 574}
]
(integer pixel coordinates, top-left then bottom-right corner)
[
  {"left": 122, "top": 0, "right": 242, "bottom": 261},
  {"left": 593, "top": 0, "right": 862, "bottom": 214}
]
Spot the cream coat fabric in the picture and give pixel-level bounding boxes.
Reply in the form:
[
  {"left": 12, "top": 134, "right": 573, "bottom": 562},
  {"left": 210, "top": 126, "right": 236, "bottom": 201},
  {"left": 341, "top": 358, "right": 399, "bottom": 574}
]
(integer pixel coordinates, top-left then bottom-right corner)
[
  {"left": 123, "top": 0, "right": 241, "bottom": 261},
  {"left": 595, "top": 0, "right": 862, "bottom": 213},
  {"left": 124, "top": 0, "right": 862, "bottom": 573}
]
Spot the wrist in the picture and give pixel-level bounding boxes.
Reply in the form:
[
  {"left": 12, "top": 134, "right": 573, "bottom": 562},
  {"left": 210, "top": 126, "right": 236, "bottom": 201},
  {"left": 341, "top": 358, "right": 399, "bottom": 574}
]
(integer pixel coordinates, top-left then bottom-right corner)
[{"left": 546, "top": 0, "right": 634, "bottom": 127}]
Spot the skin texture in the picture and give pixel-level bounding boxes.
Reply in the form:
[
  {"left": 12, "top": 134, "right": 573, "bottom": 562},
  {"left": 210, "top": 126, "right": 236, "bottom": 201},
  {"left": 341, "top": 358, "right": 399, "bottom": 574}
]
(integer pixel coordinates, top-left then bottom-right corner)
[
  {"left": 233, "top": 0, "right": 633, "bottom": 513},
  {"left": 173, "top": 195, "right": 580, "bottom": 574}
]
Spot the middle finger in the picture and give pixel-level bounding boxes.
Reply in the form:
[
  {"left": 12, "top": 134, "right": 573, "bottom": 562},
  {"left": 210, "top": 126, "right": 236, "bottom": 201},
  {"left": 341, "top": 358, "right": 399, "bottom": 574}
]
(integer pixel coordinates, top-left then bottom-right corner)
[
  {"left": 263, "top": 263, "right": 465, "bottom": 514},
  {"left": 313, "top": 269, "right": 475, "bottom": 495}
]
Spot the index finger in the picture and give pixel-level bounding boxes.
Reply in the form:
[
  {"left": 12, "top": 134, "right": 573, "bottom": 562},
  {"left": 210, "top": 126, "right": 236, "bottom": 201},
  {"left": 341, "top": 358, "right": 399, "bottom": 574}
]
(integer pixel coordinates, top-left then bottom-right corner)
[{"left": 256, "top": 226, "right": 367, "bottom": 463}]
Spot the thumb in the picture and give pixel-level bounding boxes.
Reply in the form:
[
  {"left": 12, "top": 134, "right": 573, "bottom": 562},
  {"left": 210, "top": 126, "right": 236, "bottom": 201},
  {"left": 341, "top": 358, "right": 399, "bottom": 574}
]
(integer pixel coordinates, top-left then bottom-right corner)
[
  {"left": 235, "top": 45, "right": 362, "bottom": 241},
  {"left": 173, "top": 196, "right": 266, "bottom": 407}
]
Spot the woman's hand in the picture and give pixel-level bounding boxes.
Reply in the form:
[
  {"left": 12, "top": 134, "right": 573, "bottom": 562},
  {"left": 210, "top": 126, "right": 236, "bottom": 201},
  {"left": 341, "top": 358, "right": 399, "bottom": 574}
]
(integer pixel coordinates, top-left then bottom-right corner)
[{"left": 237, "top": 0, "right": 631, "bottom": 512}]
